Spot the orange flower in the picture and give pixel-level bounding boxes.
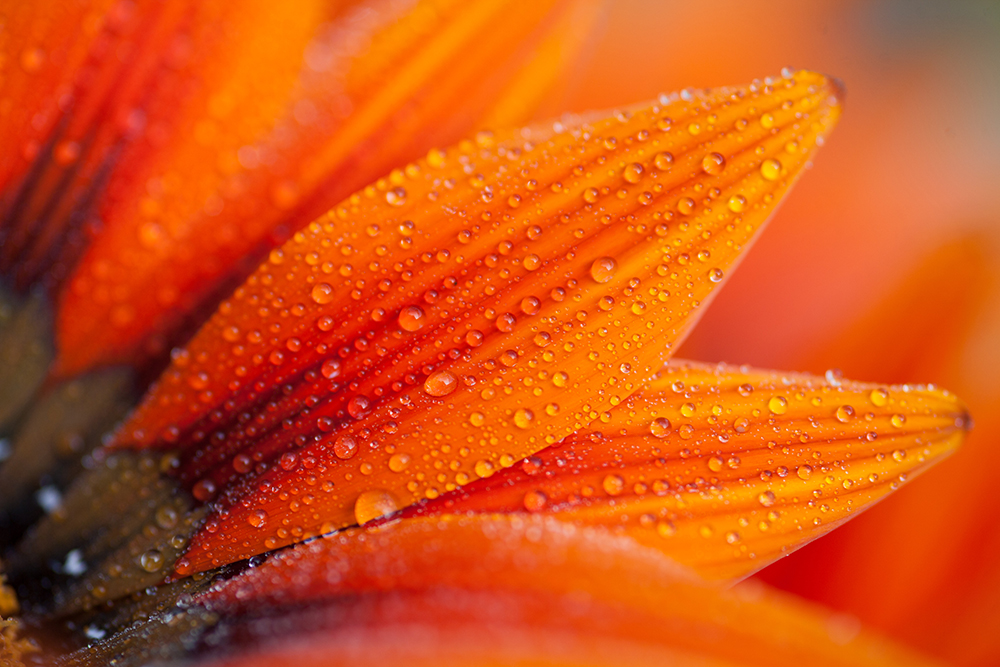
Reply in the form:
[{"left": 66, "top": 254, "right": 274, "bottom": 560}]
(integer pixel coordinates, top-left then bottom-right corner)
[{"left": 0, "top": 2, "right": 983, "bottom": 666}]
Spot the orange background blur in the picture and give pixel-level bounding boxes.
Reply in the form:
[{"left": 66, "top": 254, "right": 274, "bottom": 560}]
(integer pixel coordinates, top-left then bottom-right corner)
[{"left": 564, "top": 1, "right": 1000, "bottom": 664}]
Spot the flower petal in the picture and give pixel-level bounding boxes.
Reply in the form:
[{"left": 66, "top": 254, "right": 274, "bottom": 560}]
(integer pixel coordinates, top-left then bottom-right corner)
[
  {"left": 67, "top": 515, "right": 940, "bottom": 666},
  {"left": 50, "top": 0, "right": 607, "bottom": 377},
  {"left": 106, "top": 71, "right": 842, "bottom": 576},
  {"left": 400, "top": 360, "right": 969, "bottom": 580}
]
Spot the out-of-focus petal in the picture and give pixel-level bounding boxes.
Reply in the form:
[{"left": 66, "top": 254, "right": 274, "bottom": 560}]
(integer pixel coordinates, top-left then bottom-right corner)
[
  {"left": 401, "top": 361, "right": 969, "bottom": 580},
  {"left": 0, "top": 0, "right": 331, "bottom": 293},
  {"left": 66, "top": 515, "right": 938, "bottom": 667},
  {"left": 103, "top": 71, "right": 841, "bottom": 577},
  {"left": 758, "top": 235, "right": 1000, "bottom": 664},
  {"left": 51, "top": 0, "right": 607, "bottom": 377}
]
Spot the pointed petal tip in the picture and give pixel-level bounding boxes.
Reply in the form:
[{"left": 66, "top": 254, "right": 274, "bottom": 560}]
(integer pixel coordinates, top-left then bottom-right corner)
[{"left": 827, "top": 74, "right": 847, "bottom": 105}]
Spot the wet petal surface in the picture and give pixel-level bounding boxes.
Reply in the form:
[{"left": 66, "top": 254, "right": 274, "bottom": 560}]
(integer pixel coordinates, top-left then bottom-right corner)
[{"left": 110, "top": 71, "right": 842, "bottom": 574}]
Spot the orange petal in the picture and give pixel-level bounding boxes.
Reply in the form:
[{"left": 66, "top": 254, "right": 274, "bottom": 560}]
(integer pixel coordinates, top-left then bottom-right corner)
[
  {"left": 179, "top": 516, "right": 936, "bottom": 667},
  {"left": 1, "top": 0, "right": 328, "bottom": 293},
  {"left": 400, "top": 360, "right": 969, "bottom": 580},
  {"left": 110, "top": 71, "right": 842, "bottom": 575},
  {"left": 52, "top": 0, "right": 606, "bottom": 377}
]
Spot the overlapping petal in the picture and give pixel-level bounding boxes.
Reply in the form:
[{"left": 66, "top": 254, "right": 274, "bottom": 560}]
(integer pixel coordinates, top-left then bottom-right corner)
[
  {"left": 401, "top": 360, "right": 968, "bottom": 580},
  {"left": 64, "top": 515, "right": 939, "bottom": 667},
  {"left": 104, "top": 71, "right": 842, "bottom": 576}
]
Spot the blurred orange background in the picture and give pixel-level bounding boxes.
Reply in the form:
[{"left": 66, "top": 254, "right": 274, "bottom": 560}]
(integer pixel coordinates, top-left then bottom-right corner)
[{"left": 562, "top": 1, "right": 1000, "bottom": 665}]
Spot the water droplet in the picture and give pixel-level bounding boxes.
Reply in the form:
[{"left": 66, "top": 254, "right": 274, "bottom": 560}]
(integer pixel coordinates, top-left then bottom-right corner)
[
  {"left": 835, "top": 405, "right": 855, "bottom": 423},
  {"left": 474, "top": 459, "right": 495, "bottom": 478},
  {"left": 520, "top": 296, "right": 541, "bottom": 315},
  {"left": 869, "top": 388, "right": 889, "bottom": 407},
  {"left": 321, "top": 359, "right": 342, "bottom": 379},
  {"left": 892, "top": 449, "right": 907, "bottom": 462},
  {"left": 552, "top": 371, "right": 569, "bottom": 388},
  {"left": 590, "top": 257, "right": 617, "bottom": 283},
  {"left": 388, "top": 453, "right": 411, "bottom": 472},
  {"left": 603, "top": 474, "right": 625, "bottom": 496},
  {"left": 758, "top": 490, "right": 776, "bottom": 507},
  {"left": 649, "top": 417, "right": 671, "bottom": 438},
  {"left": 654, "top": 152, "right": 674, "bottom": 170},
  {"left": 760, "top": 112, "right": 776, "bottom": 129},
  {"left": 496, "top": 312, "right": 516, "bottom": 332},
  {"left": 708, "top": 267, "right": 724, "bottom": 283},
  {"left": 398, "top": 305, "right": 426, "bottom": 332},
  {"left": 385, "top": 187, "right": 407, "bottom": 206},
  {"left": 760, "top": 158, "right": 782, "bottom": 181},
  {"left": 354, "top": 489, "right": 399, "bottom": 525},
  {"left": 192, "top": 479, "right": 216, "bottom": 502},
  {"left": 310, "top": 283, "right": 335, "bottom": 305},
  {"left": 797, "top": 465, "right": 813, "bottom": 480},
  {"left": 702, "top": 152, "right": 726, "bottom": 175},
  {"left": 708, "top": 456, "right": 724, "bottom": 472},
  {"left": 514, "top": 408, "right": 535, "bottom": 429},
  {"left": 678, "top": 197, "right": 696, "bottom": 215},
  {"left": 623, "top": 163, "right": 644, "bottom": 184},
  {"left": 523, "top": 490, "right": 548, "bottom": 512},
  {"left": 139, "top": 550, "right": 164, "bottom": 573},
  {"left": 424, "top": 370, "right": 458, "bottom": 397},
  {"left": 768, "top": 396, "right": 788, "bottom": 415},
  {"left": 727, "top": 194, "right": 747, "bottom": 213},
  {"left": 583, "top": 187, "right": 600, "bottom": 203},
  {"left": 247, "top": 510, "right": 268, "bottom": 528},
  {"left": 334, "top": 434, "right": 358, "bottom": 459},
  {"left": 891, "top": 414, "right": 906, "bottom": 428}
]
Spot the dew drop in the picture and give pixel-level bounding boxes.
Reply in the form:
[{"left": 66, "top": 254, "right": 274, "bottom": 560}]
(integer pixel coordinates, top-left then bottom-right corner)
[
  {"left": 654, "top": 152, "right": 674, "bottom": 170},
  {"left": 398, "top": 305, "right": 426, "bottom": 332},
  {"left": 354, "top": 489, "right": 399, "bottom": 525},
  {"left": 727, "top": 194, "right": 747, "bottom": 213},
  {"left": 768, "top": 396, "right": 788, "bottom": 415},
  {"left": 385, "top": 187, "right": 407, "bottom": 206},
  {"left": 424, "top": 370, "right": 458, "bottom": 397},
  {"left": 623, "top": 163, "right": 644, "bottom": 184},
  {"left": 514, "top": 408, "right": 535, "bottom": 429},
  {"left": 474, "top": 459, "right": 495, "bottom": 478},
  {"left": 650, "top": 417, "right": 671, "bottom": 438},
  {"left": 797, "top": 465, "right": 813, "bottom": 480},
  {"left": 496, "top": 312, "right": 516, "bottom": 332},
  {"left": 590, "top": 257, "right": 617, "bottom": 283},
  {"left": 760, "top": 158, "right": 782, "bottom": 181},
  {"left": 388, "top": 453, "right": 411, "bottom": 472},
  {"left": 523, "top": 489, "right": 548, "bottom": 512},
  {"left": 310, "top": 283, "right": 334, "bottom": 305},
  {"left": 835, "top": 405, "right": 855, "bottom": 423},
  {"left": 869, "top": 388, "right": 889, "bottom": 407},
  {"left": 247, "top": 510, "right": 268, "bottom": 528},
  {"left": 758, "top": 490, "right": 776, "bottom": 507},
  {"left": 139, "top": 550, "right": 164, "bottom": 573},
  {"left": 334, "top": 434, "right": 358, "bottom": 459},
  {"left": 603, "top": 474, "right": 625, "bottom": 496},
  {"left": 702, "top": 152, "right": 726, "bottom": 175}
]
